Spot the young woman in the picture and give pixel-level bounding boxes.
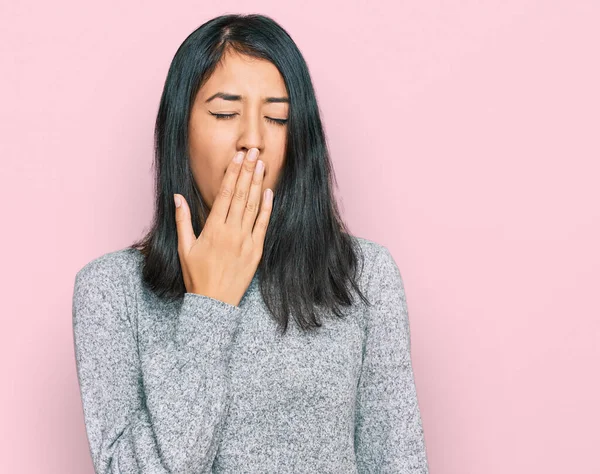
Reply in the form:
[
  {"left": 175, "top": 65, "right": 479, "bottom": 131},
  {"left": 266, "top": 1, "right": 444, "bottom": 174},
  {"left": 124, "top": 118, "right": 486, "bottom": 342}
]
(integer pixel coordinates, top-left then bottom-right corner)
[{"left": 72, "top": 13, "right": 430, "bottom": 473}]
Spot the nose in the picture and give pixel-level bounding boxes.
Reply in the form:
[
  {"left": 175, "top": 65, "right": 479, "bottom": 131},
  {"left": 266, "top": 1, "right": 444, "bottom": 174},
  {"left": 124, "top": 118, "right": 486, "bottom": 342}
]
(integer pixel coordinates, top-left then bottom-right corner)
[
  {"left": 237, "top": 111, "right": 264, "bottom": 157},
  {"left": 241, "top": 147, "right": 261, "bottom": 156}
]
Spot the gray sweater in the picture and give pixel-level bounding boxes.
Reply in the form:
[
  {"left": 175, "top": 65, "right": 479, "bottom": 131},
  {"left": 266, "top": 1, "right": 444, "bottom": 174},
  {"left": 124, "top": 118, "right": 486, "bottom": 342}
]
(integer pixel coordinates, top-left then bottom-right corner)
[{"left": 72, "top": 236, "right": 429, "bottom": 473}]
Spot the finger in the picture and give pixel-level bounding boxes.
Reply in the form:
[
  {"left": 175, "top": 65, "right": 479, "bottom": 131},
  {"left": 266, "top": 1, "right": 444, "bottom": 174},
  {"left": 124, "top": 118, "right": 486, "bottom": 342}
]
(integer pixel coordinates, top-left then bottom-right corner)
[
  {"left": 173, "top": 193, "right": 197, "bottom": 255},
  {"left": 207, "top": 151, "right": 245, "bottom": 225},
  {"left": 226, "top": 148, "right": 259, "bottom": 227},
  {"left": 251, "top": 188, "right": 273, "bottom": 244},
  {"left": 241, "top": 159, "right": 265, "bottom": 234}
]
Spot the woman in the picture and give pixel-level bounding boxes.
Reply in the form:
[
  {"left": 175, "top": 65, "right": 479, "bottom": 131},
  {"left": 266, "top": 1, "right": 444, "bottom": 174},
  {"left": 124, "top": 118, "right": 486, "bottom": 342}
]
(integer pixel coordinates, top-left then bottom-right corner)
[{"left": 72, "top": 13, "right": 430, "bottom": 473}]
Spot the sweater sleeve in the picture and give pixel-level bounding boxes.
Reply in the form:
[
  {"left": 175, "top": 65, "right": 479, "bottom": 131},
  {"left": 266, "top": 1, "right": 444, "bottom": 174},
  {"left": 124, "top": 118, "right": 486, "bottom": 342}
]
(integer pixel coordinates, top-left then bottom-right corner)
[
  {"left": 354, "top": 245, "right": 430, "bottom": 473},
  {"left": 72, "top": 259, "right": 242, "bottom": 473}
]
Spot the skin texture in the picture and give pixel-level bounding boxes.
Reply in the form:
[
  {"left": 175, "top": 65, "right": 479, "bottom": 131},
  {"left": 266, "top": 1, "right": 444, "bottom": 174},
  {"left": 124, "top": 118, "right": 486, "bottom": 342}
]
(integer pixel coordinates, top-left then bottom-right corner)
[{"left": 188, "top": 48, "right": 288, "bottom": 214}]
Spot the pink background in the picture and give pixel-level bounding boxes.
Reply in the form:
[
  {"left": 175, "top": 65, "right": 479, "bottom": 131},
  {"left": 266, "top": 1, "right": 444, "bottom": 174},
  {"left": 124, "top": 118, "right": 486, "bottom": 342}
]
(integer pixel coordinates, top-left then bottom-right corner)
[{"left": 2, "top": 1, "right": 599, "bottom": 472}]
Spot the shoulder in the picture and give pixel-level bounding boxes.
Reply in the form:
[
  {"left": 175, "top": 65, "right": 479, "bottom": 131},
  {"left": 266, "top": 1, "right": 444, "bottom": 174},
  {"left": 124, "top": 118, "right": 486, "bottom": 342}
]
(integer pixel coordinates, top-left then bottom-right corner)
[
  {"left": 349, "top": 235, "right": 404, "bottom": 302},
  {"left": 348, "top": 235, "right": 401, "bottom": 298},
  {"left": 350, "top": 234, "right": 395, "bottom": 274},
  {"left": 349, "top": 234, "right": 388, "bottom": 268},
  {"left": 351, "top": 235, "right": 384, "bottom": 256},
  {"left": 72, "top": 247, "right": 146, "bottom": 331},
  {"left": 73, "top": 246, "right": 144, "bottom": 297}
]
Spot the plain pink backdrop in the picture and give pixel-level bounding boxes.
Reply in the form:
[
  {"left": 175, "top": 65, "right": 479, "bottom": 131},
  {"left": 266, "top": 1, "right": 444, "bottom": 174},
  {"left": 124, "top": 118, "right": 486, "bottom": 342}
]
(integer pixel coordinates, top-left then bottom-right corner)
[{"left": 1, "top": 1, "right": 599, "bottom": 473}]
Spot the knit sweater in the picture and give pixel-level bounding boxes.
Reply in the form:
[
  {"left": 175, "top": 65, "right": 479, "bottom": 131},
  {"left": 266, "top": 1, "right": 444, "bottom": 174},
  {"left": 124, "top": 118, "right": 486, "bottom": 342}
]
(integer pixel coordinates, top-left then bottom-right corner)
[{"left": 72, "top": 235, "right": 429, "bottom": 473}]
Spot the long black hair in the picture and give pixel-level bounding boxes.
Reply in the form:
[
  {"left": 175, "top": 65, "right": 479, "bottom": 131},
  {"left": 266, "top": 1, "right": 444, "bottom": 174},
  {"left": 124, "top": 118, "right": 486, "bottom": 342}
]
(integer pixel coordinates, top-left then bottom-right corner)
[{"left": 130, "top": 13, "right": 371, "bottom": 334}]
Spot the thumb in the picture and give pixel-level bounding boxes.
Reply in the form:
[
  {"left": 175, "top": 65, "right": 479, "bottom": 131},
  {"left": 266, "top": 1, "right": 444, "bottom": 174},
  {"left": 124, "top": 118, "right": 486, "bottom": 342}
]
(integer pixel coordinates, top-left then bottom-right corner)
[{"left": 173, "top": 194, "right": 196, "bottom": 253}]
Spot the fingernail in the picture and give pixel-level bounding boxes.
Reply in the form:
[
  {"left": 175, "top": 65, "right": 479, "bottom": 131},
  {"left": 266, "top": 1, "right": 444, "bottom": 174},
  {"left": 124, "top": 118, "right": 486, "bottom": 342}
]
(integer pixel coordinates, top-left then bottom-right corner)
[
  {"left": 248, "top": 148, "right": 259, "bottom": 161},
  {"left": 174, "top": 194, "right": 181, "bottom": 208},
  {"left": 255, "top": 160, "right": 264, "bottom": 174},
  {"left": 233, "top": 152, "right": 244, "bottom": 163}
]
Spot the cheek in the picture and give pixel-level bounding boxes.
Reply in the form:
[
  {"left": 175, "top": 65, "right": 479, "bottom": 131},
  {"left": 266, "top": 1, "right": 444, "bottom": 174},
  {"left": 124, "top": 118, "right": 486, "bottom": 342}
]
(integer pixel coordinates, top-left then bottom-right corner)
[
  {"left": 263, "top": 161, "right": 284, "bottom": 191},
  {"left": 189, "top": 113, "right": 233, "bottom": 156},
  {"left": 190, "top": 158, "right": 224, "bottom": 204}
]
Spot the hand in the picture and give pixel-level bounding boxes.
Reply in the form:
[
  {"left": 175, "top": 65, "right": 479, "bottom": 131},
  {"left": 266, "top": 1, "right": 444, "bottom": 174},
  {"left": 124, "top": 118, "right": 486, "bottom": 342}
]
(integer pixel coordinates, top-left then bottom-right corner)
[{"left": 173, "top": 148, "right": 274, "bottom": 307}]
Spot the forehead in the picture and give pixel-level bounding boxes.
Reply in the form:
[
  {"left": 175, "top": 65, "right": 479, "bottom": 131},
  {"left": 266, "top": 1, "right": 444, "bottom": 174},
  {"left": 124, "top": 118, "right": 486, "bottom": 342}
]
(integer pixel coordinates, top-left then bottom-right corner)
[{"left": 198, "top": 50, "right": 287, "bottom": 100}]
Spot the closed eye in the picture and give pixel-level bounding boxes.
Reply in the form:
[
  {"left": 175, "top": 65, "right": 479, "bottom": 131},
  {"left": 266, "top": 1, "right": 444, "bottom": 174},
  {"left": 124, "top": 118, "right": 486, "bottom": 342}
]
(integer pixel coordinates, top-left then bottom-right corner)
[{"left": 209, "top": 112, "right": 288, "bottom": 126}]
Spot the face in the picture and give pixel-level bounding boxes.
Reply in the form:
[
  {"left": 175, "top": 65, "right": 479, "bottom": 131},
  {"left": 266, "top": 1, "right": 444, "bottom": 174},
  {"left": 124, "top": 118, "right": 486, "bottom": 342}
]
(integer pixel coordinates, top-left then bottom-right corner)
[{"left": 188, "top": 48, "right": 288, "bottom": 215}]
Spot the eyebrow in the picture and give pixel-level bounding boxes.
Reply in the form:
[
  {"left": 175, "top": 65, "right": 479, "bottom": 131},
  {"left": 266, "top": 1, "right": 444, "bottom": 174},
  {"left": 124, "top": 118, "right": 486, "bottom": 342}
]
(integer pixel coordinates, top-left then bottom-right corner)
[{"left": 205, "top": 92, "right": 289, "bottom": 104}]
